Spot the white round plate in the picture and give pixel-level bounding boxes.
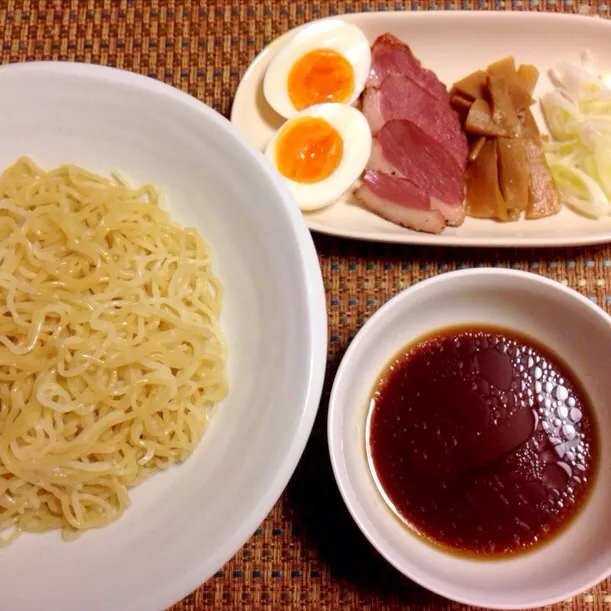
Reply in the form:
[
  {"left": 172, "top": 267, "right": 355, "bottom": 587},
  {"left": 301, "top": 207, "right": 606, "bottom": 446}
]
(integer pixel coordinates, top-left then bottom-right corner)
[
  {"left": 0, "top": 62, "right": 327, "bottom": 611},
  {"left": 328, "top": 269, "right": 611, "bottom": 608}
]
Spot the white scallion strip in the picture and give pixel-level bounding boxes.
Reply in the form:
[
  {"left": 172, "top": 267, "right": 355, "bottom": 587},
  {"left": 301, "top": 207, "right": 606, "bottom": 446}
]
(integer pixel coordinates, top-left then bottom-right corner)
[
  {"left": 594, "top": 138, "right": 611, "bottom": 198},
  {"left": 542, "top": 55, "right": 611, "bottom": 218},
  {"left": 548, "top": 161, "right": 611, "bottom": 218}
]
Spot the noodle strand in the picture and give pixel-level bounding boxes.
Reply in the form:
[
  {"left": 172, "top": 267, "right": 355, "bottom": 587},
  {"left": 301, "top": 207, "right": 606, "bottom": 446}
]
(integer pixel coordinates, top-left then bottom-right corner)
[{"left": 0, "top": 158, "right": 228, "bottom": 545}]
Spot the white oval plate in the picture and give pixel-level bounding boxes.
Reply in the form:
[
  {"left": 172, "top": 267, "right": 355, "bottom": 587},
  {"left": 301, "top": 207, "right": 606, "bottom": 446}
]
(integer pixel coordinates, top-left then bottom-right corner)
[{"left": 231, "top": 11, "right": 611, "bottom": 248}]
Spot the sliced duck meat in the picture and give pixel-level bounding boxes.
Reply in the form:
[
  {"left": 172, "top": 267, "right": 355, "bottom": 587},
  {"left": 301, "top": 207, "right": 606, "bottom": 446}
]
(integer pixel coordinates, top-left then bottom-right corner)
[
  {"left": 368, "top": 34, "right": 449, "bottom": 103},
  {"left": 361, "top": 88, "right": 385, "bottom": 135},
  {"left": 362, "top": 74, "right": 468, "bottom": 169},
  {"left": 355, "top": 171, "right": 446, "bottom": 234},
  {"left": 430, "top": 197, "right": 467, "bottom": 227},
  {"left": 356, "top": 33, "right": 468, "bottom": 233},
  {"left": 368, "top": 139, "right": 397, "bottom": 174},
  {"left": 369, "top": 120, "right": 466, "bottom": 225}
]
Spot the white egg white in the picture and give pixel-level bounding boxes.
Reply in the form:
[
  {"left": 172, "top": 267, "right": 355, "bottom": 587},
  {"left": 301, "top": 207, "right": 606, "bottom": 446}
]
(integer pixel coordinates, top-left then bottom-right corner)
[
  {"left": 263, "top": 20, "right": 371, "bottom": 120},
  {"left": 265, "top": 103, "right": 372, "bottom": 211}
]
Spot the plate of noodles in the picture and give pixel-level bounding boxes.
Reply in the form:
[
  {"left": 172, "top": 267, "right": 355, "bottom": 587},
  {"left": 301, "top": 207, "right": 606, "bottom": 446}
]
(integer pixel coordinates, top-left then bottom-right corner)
[{"left": 0, "top": 62, "right": 327, "bottom": 610}]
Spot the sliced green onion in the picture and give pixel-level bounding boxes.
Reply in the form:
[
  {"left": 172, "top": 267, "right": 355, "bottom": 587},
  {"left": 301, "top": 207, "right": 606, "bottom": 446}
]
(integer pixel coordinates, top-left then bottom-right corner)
[{"left": 542, "top": 57, "right": 611, "bottom": 218}]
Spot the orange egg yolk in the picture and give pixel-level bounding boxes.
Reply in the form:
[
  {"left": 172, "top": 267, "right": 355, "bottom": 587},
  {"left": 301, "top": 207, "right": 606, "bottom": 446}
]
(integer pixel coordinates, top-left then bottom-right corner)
[
  {"left": 287, "top": 49, "right": 355, "bottom": 111},
  {"left": 275, "top": 117, "right": 344, "bottom": 184}
]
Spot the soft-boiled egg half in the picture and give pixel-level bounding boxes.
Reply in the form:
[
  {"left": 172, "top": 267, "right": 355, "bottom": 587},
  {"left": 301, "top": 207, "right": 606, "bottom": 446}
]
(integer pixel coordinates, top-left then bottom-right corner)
[
  {"left": 265, "top": 102, "right": 372, "bottom": 211},
  {"left": 264, "top": 20, "right": 371, "bottom": 119}
]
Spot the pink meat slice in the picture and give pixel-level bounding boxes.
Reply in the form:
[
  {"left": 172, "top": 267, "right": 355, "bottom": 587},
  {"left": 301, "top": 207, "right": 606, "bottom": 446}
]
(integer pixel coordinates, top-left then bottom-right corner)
[
  {"left": 430, "top": 198, "right": 466, "bottom": 227},
  {"left": 367, "top": 139, "right": 396, "bottom": 174},
  {"left": 368, "top": 34, "right": 449, "bottom": 103},
  {"left": 362, "top": 74, "right": 468, "bottom": 170},
  {"left": 355, "top": 171, "right": 446, "bottom": 235},
  {"left": 370, "top": 121, "right": 466, "bottom": 226}
]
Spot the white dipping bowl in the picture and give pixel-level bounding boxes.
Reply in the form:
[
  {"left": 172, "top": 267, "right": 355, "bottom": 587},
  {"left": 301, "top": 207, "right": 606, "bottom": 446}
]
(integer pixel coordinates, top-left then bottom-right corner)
[
  {"left": 328, "top": 268, "right": 611, "bottom": 609},
  {"left": 0, "top": 62, "right": 327, "bottom": 611}
]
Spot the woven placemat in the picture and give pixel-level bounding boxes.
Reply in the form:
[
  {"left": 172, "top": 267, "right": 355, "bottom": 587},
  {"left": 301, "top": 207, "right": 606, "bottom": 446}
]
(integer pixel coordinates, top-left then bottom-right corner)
[{"left": 2, "top": 1, "right": 610, "bottom": 609}]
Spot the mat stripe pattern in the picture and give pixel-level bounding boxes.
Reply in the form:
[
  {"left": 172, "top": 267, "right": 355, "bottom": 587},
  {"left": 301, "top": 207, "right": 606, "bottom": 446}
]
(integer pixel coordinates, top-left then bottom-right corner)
[{"left": 2, "top": 1, "right": 610, "bottom": 609}]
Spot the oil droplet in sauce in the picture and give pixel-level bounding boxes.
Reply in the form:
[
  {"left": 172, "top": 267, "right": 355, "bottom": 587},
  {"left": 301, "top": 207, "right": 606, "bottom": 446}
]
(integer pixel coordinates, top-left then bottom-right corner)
[{"left": 367, "top": 325, "right": 599, "bottom": 557}]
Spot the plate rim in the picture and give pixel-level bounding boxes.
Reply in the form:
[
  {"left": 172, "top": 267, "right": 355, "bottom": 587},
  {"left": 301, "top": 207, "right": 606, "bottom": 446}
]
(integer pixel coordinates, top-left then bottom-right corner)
[{"left": 231, "top": 10, "right": 611, "bottom": 249}]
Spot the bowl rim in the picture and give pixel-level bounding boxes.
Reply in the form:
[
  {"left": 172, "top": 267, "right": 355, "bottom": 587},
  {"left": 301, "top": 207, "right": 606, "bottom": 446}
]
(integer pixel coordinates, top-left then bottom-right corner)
[
  {"left": 0, "top": 60, "right": 329, "bottom": 611},
  {"left": 327, "top": 267, "right": 611, "bottom": 609}
]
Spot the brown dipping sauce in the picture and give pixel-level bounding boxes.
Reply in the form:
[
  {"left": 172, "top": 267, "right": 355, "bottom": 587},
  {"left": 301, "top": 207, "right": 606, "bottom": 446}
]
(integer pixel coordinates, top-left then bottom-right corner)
[{"left": 367, "top": 325, "right": 599, "bottom": 557}]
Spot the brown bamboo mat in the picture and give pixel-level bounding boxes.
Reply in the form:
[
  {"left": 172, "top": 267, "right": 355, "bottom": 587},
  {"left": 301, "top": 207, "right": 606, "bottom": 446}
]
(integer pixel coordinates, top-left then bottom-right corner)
[{"left": 2, "top": 1, "right": 610, "bottom": 609}]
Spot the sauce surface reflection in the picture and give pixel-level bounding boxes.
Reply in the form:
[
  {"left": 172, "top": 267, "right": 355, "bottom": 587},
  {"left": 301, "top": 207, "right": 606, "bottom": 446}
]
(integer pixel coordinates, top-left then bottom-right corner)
[{"left": 368, "top": 325, "right": 599, "bottom": 557}]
